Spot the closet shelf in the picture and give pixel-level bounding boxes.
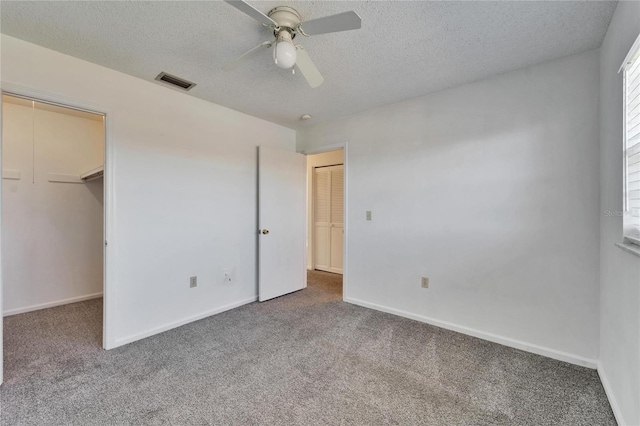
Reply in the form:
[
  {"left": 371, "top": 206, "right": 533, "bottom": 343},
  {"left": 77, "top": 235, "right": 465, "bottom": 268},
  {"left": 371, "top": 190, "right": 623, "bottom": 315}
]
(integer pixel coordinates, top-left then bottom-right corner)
[
  {"left": 2, "top": 169, "right": 21, "bottom": 180},
  {"left": 80, "top": 166, "right": 104, "bottom": 182}
]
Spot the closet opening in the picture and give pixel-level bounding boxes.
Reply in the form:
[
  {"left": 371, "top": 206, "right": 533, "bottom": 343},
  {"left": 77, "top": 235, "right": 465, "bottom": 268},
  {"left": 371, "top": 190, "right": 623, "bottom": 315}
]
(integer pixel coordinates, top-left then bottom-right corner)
[{"left": 1, "top": 93, "right": 107, "bottom": 379}]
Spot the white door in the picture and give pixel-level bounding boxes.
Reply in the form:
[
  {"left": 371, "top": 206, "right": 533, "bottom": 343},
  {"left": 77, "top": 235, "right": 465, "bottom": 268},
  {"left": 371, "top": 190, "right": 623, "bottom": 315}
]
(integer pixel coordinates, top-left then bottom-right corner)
[
  {"left": 314, "top": 165, "right": 344, "bottom": 274},
  {"left": 258, "top": 145, "right": 306, "bottom": 302},
  {"left": 0, "top": 93, "right": 3, "bottom": 385}
]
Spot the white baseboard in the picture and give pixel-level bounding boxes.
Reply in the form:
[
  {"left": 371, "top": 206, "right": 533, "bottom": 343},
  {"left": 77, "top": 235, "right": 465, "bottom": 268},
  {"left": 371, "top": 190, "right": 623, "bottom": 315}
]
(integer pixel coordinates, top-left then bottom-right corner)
[
  {"left": 597, "top": 363, "right": 626, "bottom": 426},
  {"left": 112, "top": 296, "right": 258, "bottom": 349},
  {"left": 344, "top": 297, "right": 598, "bottom": 369},
  {"left": 3, "top": 292, "right": 103, "bottom": 317}
]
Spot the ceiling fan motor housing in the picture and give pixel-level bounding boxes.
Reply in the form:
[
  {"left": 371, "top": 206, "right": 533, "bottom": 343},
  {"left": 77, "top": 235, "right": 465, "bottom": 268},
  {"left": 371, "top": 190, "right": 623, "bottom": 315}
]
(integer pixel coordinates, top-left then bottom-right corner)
[{"left": 268, "top": 6, "right": 301, "bottom": 35}]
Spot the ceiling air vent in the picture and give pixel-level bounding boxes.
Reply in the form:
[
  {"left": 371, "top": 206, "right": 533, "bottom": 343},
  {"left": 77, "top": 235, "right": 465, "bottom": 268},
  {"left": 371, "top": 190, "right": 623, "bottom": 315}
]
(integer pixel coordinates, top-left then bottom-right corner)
[{"left": 154, "top": 72, "right": 197, "bottom": 91}]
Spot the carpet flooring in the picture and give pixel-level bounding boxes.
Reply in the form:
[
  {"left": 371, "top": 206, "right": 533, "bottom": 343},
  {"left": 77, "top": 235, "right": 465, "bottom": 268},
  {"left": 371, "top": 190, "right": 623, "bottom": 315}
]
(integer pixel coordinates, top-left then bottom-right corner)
[{"left": 1, "top": 270, "right": 615, "bottom": 425}]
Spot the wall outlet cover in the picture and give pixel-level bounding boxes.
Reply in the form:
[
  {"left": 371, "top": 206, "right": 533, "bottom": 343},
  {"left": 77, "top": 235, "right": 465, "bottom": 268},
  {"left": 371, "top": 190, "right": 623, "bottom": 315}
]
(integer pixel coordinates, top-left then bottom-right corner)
[
  {"left": 421, "top": 277, "right": 429, "bottom": 288},
  {"left": 190, "top": 276, "right": 197, "bottom": 288},
  {"left": 366, "top": 210, "right": 372, "bottom": 221}
]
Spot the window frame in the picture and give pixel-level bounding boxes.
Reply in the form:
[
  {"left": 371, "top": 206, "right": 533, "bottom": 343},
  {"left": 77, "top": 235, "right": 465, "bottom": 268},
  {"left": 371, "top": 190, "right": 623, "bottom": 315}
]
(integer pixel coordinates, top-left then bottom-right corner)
[{"left": 622, "top": 34, "right": 640, "bottom": 247}]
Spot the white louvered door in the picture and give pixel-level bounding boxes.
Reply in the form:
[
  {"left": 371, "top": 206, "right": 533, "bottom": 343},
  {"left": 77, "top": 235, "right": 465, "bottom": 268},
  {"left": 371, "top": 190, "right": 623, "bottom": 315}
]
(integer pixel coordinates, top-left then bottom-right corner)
[
  {"left": 314, "top": 165, "right": 344, "bottom": 274},
  {"left": 314, "top": 168, "right": 331, "bottom": 271}
]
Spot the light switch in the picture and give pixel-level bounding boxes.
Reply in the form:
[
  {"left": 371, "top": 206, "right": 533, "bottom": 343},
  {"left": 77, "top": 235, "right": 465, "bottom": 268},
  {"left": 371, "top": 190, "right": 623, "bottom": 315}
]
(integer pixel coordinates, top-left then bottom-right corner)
[
  {"left": 421, "top": 277, "right": 429, "bottom": 288},
  {"left": 366, "top": 211, "right": 372, "bottom": 221}
]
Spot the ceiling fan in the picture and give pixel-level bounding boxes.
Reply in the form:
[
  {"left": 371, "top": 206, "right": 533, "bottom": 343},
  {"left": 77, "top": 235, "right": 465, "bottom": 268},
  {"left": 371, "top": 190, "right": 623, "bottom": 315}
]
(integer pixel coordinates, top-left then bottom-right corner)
[{"left": 222, "top": 0, "right": 362, "bottom": 88}]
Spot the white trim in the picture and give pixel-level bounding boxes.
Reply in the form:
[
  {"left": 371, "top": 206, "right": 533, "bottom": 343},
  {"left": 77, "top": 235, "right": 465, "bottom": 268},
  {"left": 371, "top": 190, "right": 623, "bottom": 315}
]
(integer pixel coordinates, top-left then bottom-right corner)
[
  {"left": 616, "top": 241, "right": 640, "bottom": 258},
  {"left": 309, "top": 158, "right": 315, "bottom": 271},
  {"left": 344, "top": 296, "right": 598, "bottom": 369},
  {"left": 343, "top": 142, "right": 349, "bottom": 299},
  {"left": 3, "top": 293, "right": 103, "bottom": 317},
  {"left": 618, "top": 32, "right": 640, "bottom": 73},
  {"left": 112, "top": 296, "right": 257, "bottom": 348},
  {"left": 300, "top": 143, "right": 346, "bottom": 156},
  {"left": 102, "top": 97, "right": 116, "bottom": 350},
  {"left": 597, "top": 363, "right": 627, "bottom": 426},
  {"left": 0, "top": 81, "right": 116, "bottom": 350},
  {"left": 1, "top": 83, "right": 108, "bottom": 116}
]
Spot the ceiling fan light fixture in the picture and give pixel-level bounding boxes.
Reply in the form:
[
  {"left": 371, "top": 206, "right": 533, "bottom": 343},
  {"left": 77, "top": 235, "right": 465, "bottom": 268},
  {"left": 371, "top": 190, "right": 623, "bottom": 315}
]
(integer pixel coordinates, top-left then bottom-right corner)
[
  {"left": 223, "top": 1, "right": 361, "bottom": 88},
  {"left": 273, "top": 30, "right": 297, "bottom": 69}
]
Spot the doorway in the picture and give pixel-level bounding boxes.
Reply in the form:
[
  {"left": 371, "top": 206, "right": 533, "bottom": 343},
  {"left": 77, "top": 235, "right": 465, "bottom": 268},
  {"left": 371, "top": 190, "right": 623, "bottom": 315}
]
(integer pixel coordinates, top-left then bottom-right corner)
[
  {"left": 306, "top": 148, "right": 345, "bottom": 294},
  {"left": 255, "top": 145, "right": 346, "bottom": 302},
  {"left": 1, "top": 92, "right": 108, "bottom": 382}
]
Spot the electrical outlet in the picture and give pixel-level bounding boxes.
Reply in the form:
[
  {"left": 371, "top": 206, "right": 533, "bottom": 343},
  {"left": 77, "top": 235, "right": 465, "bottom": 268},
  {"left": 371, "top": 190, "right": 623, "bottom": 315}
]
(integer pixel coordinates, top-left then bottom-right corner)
[
  {"left": 190, "top": 276, "right": 197, "bottom": 288},
  {"left": 366, "top": 210, "right": 372, "bottom": 221},
  {"left": 421, "top": 277, "right": 429, "bottom": 288},
  {"left": 223, "top": 269, "right": 232, "bottom": 283}
]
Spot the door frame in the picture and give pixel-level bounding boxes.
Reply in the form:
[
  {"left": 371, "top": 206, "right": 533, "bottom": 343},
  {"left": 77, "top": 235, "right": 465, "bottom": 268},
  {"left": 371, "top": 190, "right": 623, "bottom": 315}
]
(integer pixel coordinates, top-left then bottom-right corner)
[
  {"left": 0, "top": 82, "right": 116, "bottom": 365},
  {"left": 300, "top": 142, "right": 349, "bottom": 300}
]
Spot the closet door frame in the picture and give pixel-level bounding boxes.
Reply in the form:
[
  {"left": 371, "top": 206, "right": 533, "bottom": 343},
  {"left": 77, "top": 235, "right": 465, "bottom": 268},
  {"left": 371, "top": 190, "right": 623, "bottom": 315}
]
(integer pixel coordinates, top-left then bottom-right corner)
[{"left": 0, "top": 82, "right": 116, "bottom": 351}]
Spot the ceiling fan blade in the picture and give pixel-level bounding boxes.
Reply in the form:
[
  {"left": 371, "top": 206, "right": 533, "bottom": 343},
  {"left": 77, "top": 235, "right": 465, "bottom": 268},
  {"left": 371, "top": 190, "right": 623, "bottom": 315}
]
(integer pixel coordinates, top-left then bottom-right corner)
[
  {"left": 295, "top": 47, "right": 324, "bottom": 88},
  {"left": 222, "top": 41, "right": 272, "bottom": 72},
  {"left": 299, "top": 11, "right": 361, "bottom": 36},
  {"left": 224, "top": 0, "right": 277, "bottom": 27}
]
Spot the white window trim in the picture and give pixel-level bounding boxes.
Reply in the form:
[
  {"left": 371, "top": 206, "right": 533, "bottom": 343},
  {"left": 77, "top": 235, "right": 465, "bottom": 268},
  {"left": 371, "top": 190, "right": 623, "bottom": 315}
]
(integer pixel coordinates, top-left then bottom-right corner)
[{"left": 621, "top": 33, "right": 640, "bottom": 248}]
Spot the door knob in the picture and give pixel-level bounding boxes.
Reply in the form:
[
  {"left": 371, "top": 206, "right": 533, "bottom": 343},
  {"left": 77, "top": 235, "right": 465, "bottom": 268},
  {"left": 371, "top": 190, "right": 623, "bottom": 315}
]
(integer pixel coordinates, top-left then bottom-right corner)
[{"left": 262, "top": 229, "right": 270, "bottom": 235}]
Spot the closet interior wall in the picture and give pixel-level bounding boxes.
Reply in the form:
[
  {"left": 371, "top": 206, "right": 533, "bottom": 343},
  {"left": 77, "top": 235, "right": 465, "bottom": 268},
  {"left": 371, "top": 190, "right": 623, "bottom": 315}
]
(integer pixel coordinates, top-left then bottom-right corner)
[{"left": 2, "top": 95, "right": 104, "bottom": 315}]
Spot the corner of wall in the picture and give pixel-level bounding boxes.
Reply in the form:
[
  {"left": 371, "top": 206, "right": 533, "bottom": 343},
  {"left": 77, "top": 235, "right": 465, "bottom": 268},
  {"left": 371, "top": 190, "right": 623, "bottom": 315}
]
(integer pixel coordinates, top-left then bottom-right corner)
[
  {"left": 597, "top": 1, "right": 640, "bottom": 424},
  {"left": 597, "top": 363, "right": 627, "bottom": 426}
]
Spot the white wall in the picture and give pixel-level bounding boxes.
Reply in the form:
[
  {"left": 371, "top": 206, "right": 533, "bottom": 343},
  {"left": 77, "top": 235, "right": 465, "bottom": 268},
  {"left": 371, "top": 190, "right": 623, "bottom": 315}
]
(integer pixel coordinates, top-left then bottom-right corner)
[
  {"left": 598, "top": 1, "right": 640, "bottom": 424},
  {"left": 298, "top": 49, "right": 601, "bottom": 365},
  {"left": 1, "top": 35, "right": 296, "bottom": 349},
  {"left": 2, "top": 96, "right": 104, "bottom": 315},
  {"left": 306, "top": 149, "right": 344, "bottom": 269}
]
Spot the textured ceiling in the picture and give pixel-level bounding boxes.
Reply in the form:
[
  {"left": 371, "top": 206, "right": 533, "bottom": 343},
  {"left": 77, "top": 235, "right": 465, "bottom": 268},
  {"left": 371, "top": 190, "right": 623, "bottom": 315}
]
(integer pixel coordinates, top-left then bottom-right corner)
[{"left": 0, "top": 1, "right": 616, "bottom": 129}]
